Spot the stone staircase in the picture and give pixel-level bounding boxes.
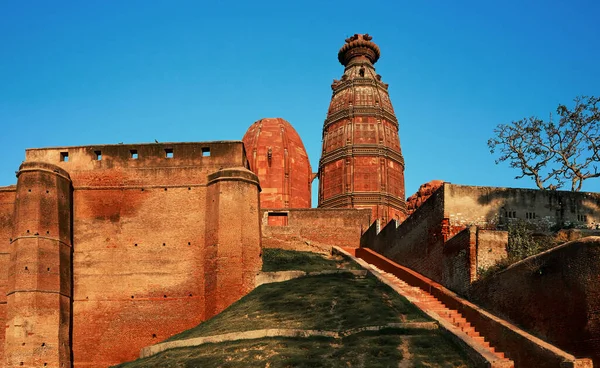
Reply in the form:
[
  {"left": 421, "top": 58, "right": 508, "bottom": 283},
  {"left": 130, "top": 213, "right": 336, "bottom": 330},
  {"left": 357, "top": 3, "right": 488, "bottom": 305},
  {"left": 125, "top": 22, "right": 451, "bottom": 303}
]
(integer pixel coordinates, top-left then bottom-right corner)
[
  {"left": 343, "top": 245, "right": 594, "bottom": 367},
  {"left": 380, "top": 270, "right": 511, "bottom": 363},
  {"left": 356, "top": 260, "right": 513, "bottom": 367}
]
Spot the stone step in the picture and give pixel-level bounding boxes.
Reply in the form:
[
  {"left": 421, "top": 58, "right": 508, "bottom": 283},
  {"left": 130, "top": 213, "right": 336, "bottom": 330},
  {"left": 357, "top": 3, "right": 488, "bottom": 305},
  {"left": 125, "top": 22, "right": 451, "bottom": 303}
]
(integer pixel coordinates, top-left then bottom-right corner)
[{"left": 372, "top": 269, "right": 513, "bottom": 366}]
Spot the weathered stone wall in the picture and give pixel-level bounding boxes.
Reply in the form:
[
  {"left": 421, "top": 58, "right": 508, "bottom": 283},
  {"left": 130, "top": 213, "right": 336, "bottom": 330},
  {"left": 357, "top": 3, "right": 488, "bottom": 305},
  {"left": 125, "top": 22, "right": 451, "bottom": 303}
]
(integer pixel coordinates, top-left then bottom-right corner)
[
  {"left": 444, "top": 184, "right": 600, "bottom": 230},
  {"left": 1, "top": 141, "right": 262, "bottom": 368},
  {"left": 362, "top": 183, "right": 598, "bottom": 292},
  {"left": 470, "top": 237, "right": 600, "bottom": 365},
  {"left": 261, "top": 208, "right": 371, "bottom": 252},
  {"left": 6, "top": 163, "right": 73, "bottom": 367},
  {"left": 367, "top": 186, "right": 446, "bottom": 282},
  {"left": 0, "top": 186, "right": 16, "bottom": 362},
  {"left": 476, "top": 230, "right": 508, "bottom": 271},
  {"left": 441, "top": 227, "right": 476, "bottom": 295}
]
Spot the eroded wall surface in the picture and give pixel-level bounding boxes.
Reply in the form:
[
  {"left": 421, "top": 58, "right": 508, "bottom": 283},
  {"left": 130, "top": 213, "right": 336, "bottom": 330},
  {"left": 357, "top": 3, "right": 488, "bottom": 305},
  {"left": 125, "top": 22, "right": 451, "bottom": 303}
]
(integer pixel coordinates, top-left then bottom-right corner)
[
  {"left": 0, "top": 186, "right": 16, "bottom": 361},
  {"left": 10, "top": 141, "right": 261, "bottom": 368},
  {"left": 361, "top": 183, "right": 598, "bottom": 291},
  {"left": 261, "top": 208, "right": 371, "bottom": 252},
  {"left": 470, "top": 237, "right": 600, "bottom": 365},
  {"left": 366, "top": 187, "right": 446, "bottom": 281},
  {"left": 444, "top": 184, "right": 600, "bottom": 229}
]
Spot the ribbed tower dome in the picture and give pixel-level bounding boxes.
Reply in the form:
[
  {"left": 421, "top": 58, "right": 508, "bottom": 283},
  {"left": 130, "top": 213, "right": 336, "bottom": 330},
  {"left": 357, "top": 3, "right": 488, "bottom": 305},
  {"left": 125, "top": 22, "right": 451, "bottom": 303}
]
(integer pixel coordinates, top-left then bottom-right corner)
[
  {"left": 243, "top": 118, "right": 312, "bottom": 209},
  {"left": 318, "top": 34, "right": 407, "bottom": 223}
]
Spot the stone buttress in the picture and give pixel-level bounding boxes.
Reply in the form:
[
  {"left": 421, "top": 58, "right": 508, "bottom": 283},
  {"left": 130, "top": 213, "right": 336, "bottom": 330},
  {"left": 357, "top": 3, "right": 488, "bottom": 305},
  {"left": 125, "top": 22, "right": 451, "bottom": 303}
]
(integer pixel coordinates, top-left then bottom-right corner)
[{"left": 6, "top": 162, "right": 73, "bottom": 367}]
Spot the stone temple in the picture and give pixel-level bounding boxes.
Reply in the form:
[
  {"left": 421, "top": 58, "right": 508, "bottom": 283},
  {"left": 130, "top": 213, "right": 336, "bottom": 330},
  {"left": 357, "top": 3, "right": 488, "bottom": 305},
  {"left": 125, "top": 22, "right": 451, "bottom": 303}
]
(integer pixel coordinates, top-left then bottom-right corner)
[
  {"left": 1, "top": 34, "right": 600, "bottom": 367},
  {"left": 319, "top": 34, "right": 407, "bottom": 223}
]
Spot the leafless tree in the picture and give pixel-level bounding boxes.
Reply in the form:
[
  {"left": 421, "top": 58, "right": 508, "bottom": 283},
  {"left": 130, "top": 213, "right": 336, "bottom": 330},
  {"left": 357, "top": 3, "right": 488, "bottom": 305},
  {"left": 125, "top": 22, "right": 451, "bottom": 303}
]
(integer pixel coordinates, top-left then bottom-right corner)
[{"left": 488, "top": 96, "right": 600, "bottom": 191}]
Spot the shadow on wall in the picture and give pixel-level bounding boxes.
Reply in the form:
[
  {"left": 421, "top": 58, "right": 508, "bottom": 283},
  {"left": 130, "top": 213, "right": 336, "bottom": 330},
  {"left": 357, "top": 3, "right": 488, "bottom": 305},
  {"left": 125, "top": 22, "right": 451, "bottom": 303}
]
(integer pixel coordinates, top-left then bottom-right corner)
[
  {"left": 474, "top": 186, "right": 600, "bottom": 232},
  {"left": 469, "top": 236, "right": 600, "bottom": 365}
]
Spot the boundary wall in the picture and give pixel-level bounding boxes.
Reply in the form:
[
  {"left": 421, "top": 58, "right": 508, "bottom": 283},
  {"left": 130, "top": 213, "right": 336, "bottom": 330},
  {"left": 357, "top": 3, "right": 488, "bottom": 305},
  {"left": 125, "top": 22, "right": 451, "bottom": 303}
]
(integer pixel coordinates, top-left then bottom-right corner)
[
  {"left": 355, "top": 247, "right": 593, "bottom": 368},
  {"left": 0, "top": 141, "right": 262, "bottom": 368},
  {"left": 261, "top": 208, "right": 371, "bottom": 252},
  {"left": 470, "top": 237, "right": 600, "bottom": 366},
  {"left": 361, "top": 183, "right": 600, "bottom": 291}
]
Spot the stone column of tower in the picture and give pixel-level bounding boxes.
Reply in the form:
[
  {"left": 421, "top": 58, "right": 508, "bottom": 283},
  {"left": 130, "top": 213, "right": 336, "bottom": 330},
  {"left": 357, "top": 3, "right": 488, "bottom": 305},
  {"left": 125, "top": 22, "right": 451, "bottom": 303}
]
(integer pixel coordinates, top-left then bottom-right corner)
[{"left": 318, "top": 34, "right": 407, "bottom": 224}]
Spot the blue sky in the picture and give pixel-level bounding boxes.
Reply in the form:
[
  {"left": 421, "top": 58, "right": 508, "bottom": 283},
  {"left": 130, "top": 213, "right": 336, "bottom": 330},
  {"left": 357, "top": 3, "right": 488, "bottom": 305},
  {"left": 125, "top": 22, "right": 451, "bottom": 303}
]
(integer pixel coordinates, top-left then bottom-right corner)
[{"left": 1, "top": 0, "right": 599, "bottom": 204}]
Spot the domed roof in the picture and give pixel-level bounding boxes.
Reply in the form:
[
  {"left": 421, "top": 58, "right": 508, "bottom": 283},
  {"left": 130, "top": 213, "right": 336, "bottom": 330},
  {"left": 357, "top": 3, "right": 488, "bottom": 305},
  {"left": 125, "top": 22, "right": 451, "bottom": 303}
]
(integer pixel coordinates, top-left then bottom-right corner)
[{"left": 242, "top": 118, "right": 312, "bottom": 209}]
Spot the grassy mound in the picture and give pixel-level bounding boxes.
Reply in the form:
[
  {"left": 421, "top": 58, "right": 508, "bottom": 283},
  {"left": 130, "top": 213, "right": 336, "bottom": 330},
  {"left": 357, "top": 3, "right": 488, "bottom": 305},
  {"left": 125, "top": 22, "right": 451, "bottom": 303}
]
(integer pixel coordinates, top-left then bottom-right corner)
[
  {"left": 114, "top": 330, "right": 472, "bottom": 368},
  {"left": 166, "top": 273, "right": 428, "bottom": 342},
  {"left": 261, "top": 248, "right": 360, "bottom": 272},
  {"left": 114, "top": 249, "right": 475, "bottom": 368}
]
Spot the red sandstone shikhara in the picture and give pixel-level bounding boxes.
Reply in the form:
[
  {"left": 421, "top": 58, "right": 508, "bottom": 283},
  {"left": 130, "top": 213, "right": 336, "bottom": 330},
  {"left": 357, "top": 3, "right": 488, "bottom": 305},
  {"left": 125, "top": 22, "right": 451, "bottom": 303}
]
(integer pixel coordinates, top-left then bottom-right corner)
[
  {"left": 0, "top": 34, "right": 599, "bottom": 368},
  {"left": 319, "top": 34, "right": 407, "bottom": 223}
]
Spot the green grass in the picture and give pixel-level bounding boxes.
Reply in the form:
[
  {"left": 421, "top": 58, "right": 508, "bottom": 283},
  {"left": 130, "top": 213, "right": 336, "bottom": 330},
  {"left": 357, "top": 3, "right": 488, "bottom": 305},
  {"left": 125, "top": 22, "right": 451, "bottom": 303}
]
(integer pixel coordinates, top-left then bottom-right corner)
[
  {"left": 166, "top": 273, "right": 428, "bottom": 342},
  {"left": 261, "top": 248, "right": 361, "bottom": 272},
  {"left": 114, "top": 330, "right": 473, "bottom": 368},
  {"left": 113, "top": 250, "right": 476, "bottom": 368}
]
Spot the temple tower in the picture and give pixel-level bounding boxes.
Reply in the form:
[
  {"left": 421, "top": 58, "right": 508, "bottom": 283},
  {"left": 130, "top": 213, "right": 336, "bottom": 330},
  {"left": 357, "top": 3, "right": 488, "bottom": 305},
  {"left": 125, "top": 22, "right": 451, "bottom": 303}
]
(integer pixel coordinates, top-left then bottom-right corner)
[
  {"left": 318, "top": 34, "right": 407, "bottom": 223},
  {"left": 243, "top": 118, "right": 312, "bottom": 209}
]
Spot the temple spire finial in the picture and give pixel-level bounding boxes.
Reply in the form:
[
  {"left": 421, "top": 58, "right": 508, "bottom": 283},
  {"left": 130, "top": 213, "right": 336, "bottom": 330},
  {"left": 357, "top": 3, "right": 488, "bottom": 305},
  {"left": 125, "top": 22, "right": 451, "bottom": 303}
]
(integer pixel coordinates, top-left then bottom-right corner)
[{"left": 338, "top": 33, "right": 381, "bottom": 66}]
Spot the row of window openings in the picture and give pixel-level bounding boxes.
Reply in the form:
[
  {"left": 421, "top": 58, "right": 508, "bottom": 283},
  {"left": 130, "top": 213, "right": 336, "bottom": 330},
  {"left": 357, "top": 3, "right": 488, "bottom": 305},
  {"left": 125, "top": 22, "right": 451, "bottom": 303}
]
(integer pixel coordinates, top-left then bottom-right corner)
[
  {"left": 60, "top": 148, "right": 211, "bottom": 162},
  {"left": 505, "top": 211, "right": 536, "bottom": 219},
  {"left": 506, "top": 212, "right": 589, "bottom": 222}
]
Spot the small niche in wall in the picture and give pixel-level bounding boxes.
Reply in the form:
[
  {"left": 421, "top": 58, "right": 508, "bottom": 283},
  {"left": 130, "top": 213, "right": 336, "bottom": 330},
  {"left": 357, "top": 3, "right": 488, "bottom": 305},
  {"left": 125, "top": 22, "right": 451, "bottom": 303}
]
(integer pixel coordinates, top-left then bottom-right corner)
[
  {"left": 267, "top": 212, "right": 289, "bottom": 226},
  {"left": 60, "top": 152, "right": 69, "bottom": 162},
  {"left": 202, "top": 147, "right": 211, "bottom": 157},
  {"left": 130, "top": 149, "right": 138, "bottom": 159},
  {"left": 525, "top": 212, "right": 536, "bottom": 219},
  {"left": 165, "top": 148, "right": 174, "bottom": 158},
  {"left": 94, "top": 150, "right": 102, "bottom": 161}
]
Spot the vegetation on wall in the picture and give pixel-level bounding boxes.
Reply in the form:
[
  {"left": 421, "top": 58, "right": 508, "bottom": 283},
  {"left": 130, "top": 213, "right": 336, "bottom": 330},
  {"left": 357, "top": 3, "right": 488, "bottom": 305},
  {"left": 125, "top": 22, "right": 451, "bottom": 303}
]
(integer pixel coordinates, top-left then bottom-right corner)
[{"left": 478, "top": 220, "right": 557, "bottom": 279}]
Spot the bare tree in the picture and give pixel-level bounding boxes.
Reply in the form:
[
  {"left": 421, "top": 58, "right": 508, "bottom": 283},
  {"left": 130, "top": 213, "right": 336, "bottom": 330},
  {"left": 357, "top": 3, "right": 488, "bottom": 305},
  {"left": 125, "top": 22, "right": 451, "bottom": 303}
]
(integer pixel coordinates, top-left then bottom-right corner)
[{"left": 488, "top": 96, "right": 600, "bottom": 191}]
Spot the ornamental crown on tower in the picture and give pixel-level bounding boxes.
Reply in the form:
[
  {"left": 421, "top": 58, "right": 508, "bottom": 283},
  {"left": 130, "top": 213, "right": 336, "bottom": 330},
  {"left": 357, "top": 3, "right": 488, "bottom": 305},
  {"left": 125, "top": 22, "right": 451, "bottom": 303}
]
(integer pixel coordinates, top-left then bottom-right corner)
[{"left": 338, "top": 33, "right": 381, "bottom": 66}]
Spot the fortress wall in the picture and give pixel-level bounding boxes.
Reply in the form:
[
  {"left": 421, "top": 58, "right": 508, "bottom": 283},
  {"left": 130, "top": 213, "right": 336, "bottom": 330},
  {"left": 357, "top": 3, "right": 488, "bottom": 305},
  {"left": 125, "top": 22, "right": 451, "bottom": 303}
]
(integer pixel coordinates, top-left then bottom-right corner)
[
  {"left": 362, "top": 183, "right": 600, "bottom": 293},
  {"left": 441, "top": 226, "right": 476, "bottom": 295},
  {"left": 0, "top": 187, "right": 16, "bottom": 362},
  {"left": 18, "top": 142, "right": 258, "bottom": 367},
  {"left": 470, "top": 237, "right": 600, "bottom": 365},
  {"left": 25, "top": 141, "right": 247, "bottom": 178},
  {"left": 365, "top": 187, "right": 446, "bottom": 282},
  {"left": 71, "top": 186, "right": 208, "bottom": 367},
  {"left": 205, "top": 168, "right": 261, "bottom": 317},
  {"left": 6, "top": 163, "right": 73, "bottom": 367},
  {"left": 444, "top": 184, "right": 600, "bottom": 229},
  {"left": 260, "top": 208, "right": 371, "bottom": 252}
]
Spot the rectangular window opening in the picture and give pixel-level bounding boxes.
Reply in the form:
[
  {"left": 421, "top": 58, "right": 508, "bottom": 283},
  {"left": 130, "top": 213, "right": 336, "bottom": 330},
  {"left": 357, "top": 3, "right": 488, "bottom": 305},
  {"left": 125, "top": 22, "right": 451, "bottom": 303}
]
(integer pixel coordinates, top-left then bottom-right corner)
[
  {"left": 165, "top": 148, "right": 174, "bottom": 158},
  {"left": 202, "top": 147, "right": 211, "bottom": 157},
  {"left": 94, "top": 150, "right": 102, "bottom": 161},
  {"left": 267, "top": 212, "right": 288, "bottom": 226},
  {"left": 60, "top": 152, "right": 69, "bottom": 162},
  {"left": 130, "top": 149, "right": 138, "bottom": 159}
]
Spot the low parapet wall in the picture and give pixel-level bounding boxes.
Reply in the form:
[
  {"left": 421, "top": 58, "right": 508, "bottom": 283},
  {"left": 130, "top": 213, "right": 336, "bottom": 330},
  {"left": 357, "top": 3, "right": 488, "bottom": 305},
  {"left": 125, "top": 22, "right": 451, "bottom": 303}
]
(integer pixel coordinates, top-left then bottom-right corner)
[
  {"left": 355, "top": 247, "right": 592, "bottom": 368},
  {"left": 470, "top": 237, "right": 600, "bottom": 365},
  {"left": 261, "top": 208, "right": 371, "bottom": 252}
]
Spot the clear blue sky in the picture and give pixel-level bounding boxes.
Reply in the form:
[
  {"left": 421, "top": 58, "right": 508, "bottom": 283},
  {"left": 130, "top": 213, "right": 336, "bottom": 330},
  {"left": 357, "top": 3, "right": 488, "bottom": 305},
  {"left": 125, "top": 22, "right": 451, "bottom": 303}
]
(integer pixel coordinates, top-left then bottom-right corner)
[{"left": 1, "top": 0, "right": 599, "bottom": 204}]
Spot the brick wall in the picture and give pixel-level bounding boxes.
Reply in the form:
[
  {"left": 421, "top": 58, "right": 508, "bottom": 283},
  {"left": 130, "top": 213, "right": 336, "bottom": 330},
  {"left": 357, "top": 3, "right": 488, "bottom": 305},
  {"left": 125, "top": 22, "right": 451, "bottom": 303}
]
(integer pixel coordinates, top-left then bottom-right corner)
[
  {"left": 261, "top": 208, "right": 371, "bottom": 252},
  {"left": 441, "top": 227, "right": 476, "bottom": 295},
  {"left": 476, "top": 230, "right": 508, "bottom": 271},
  {"left": 367, "top": 186, "right": 446, "bottom": 282},
  {"left": 444, "top": 184, "right": 600, "bottom": 230},
  {"left": 1, "top": 141, "right": 262, "bottom": 367},
  {"left": 470, "top": 237, "right": 600, "bottom": 365},
  {"left": 0, "top": 186, "right": 15, "bottom": 362}
]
